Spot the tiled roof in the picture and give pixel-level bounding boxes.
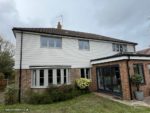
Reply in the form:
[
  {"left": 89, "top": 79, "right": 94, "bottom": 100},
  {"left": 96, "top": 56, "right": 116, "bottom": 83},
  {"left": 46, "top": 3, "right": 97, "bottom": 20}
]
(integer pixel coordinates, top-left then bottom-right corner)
[
  {"left": 137, "top": 48, "right": 150, "bottom": 55},
  {"left": 13, "top": 27, "right": 137, "bottom": 45}
]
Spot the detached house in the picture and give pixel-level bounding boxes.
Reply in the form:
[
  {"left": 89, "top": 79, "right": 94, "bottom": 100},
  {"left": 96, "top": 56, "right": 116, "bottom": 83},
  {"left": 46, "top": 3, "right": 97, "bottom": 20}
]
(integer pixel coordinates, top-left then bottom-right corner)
[{"left": 13, "top": 22, "right": 150, "bottom": 101}]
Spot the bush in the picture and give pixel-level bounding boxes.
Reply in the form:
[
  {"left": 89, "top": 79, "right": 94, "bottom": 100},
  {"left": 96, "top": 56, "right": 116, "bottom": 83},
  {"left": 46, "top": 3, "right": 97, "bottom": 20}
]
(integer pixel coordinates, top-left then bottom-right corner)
[
  {"left": 47, "top": 85, "right": 75, "bottom": 102},
  {"left": 0, "top": 73, "right": 4, "bottom": 80},
  {"left": 27, "top": 92, "right": 52, "bottom": 104},
  {"left": 25, "top": 84, "right": 90, "bottom": 104},
  {"left": 4, "top": 84, "right": 18, "bottom": 105},
  {"left": 75, "top": 78, "right": 91, "bottom": 90},
  {"left": 131, "top": 74, "right": 143, "bottom": 91}
]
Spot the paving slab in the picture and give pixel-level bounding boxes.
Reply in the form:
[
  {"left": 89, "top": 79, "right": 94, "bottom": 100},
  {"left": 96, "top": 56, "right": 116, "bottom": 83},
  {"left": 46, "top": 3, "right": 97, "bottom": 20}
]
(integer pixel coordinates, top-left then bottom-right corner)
[{"left": 94, "top": 92, "right": 150, "bottom": 108}]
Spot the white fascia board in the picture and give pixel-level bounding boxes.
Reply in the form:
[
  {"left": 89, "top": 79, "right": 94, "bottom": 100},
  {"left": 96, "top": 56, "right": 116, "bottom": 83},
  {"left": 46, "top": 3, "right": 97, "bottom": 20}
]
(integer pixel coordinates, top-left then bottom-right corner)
[
  {"left": 91, "top": 56, "right": 128, "bottom": 64},
  {"left": 130, "top": 56, "right": 150, "bottom": 60}
]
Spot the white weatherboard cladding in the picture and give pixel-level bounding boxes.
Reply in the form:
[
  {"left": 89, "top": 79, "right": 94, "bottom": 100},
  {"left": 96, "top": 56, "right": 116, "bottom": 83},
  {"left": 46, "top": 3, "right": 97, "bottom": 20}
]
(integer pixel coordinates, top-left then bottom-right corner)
[{"left": 15, "top": 32, "right": 135, "bottom": 69}]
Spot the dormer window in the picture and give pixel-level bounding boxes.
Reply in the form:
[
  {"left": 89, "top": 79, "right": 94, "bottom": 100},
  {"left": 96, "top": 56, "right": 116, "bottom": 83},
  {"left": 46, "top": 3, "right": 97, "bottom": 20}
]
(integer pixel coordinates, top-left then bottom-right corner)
[
  {"left": 40, "top": 36, "right": 62, "bottom": 48},
  {"left": 78, "top": 40, "right": 90, "bottom": 50},
  {"left": 112, "top": 43, "right": 127, "bottom": 52}
]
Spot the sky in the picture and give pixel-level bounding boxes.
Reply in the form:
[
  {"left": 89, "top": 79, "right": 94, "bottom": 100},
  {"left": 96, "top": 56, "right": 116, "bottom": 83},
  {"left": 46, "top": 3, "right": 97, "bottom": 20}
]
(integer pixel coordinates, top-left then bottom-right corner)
[{"left": 0, "top": 0, "right": 150, "bottom": 50}]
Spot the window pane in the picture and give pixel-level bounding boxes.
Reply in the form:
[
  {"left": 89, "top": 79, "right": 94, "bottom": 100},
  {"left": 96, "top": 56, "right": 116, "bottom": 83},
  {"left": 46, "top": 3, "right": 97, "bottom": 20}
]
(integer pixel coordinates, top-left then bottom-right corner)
[
  {"left": 116, "top": 44, "right": 119, "bottom": 51},
  {"left": 48, "top": 69, "right": 53, "bottom": 84},
  {"left": 81, "top": 68, "right": 85, "bottom": 78},
  {"left": 123, "top": 45, "right": 127, "bottom": 52},
  {"left": 32, "top": 70, "right": 36, "bottom": 86},
  {"left": 40, "top": 70, "right": 44, "bottom": 86},
  {"left": 133, "top": 64, "right": 145, "bottom": 83},
  {"left": 57, "top": 69, "right": 61, "bottom": 84},
  {"left": 79, "top": 40, "right": 89, "bottom": 50},
  {"left": 49, "top": 38, "right": 55, "bottom": 47},
  {"left": 86, "top": 68, "right": 90, "bottom": 78},
  {"left": 64, "top": 69, "right": 66, "bottom": 84},
  {"left": 112, "top": 44, "right": 115, "bottom": 51},
  {"left": 41, "top": 37, "right": 48, "bottom": 47},
  {"left": 55, "top": 38, "right": 62, "bottom": 48}
]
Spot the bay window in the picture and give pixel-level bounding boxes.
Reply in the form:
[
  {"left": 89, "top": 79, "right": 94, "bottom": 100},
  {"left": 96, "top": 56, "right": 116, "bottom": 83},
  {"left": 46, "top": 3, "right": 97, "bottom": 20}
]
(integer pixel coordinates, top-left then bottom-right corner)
[{"left": 31, "top": 68, "right": 70, "bottom": 88}]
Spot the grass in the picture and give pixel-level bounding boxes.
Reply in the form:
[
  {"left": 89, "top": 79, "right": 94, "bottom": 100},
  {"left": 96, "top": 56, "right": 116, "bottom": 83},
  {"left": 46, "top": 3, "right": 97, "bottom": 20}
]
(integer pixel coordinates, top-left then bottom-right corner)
[{"left": 0, "top": 93, "right": 150, "bottom": 113}]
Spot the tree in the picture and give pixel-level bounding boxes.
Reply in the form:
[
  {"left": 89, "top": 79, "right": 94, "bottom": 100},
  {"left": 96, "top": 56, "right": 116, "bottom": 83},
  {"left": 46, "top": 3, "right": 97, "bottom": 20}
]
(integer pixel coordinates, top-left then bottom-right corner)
[{"left": 0, "top": 36, "right": 15, "bottom": 79}]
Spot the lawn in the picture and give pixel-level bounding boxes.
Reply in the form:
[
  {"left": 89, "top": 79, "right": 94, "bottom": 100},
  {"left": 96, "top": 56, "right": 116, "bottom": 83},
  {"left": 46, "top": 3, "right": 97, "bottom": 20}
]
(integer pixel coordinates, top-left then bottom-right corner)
[{"left": 0, "top": 93, "right": 150, "bottom": 113}]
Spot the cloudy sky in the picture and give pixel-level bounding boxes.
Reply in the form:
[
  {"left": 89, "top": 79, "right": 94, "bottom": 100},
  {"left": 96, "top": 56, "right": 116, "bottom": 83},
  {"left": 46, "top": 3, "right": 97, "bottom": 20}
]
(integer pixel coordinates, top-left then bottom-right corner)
[{"left": 0, "top": 0, "right": 150, "bottom": 50}]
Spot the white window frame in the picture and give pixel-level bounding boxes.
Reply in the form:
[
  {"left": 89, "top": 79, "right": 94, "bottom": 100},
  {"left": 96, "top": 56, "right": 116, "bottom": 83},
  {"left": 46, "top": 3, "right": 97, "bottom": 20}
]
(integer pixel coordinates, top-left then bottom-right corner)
[
  {"left": 40, "top": 36, "right": 62, "bottom": 48},
  {"left": 80, "top": 68, "right": 91, "bottom": 79},
  {"left": 78, "top": 39, "right": 90, "bottom": 50},
  {"left": 31, "top": 68, "right": 70, "bottom": 88},
  {"left": 112, "top": 43, "right": 127, "bottom": 52}
]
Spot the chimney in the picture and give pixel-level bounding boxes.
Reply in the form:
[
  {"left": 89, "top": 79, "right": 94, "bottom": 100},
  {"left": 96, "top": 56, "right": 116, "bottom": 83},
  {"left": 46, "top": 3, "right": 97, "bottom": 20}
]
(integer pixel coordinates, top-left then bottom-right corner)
[{"left": 57, "top": 21, "right": 62, "bottom": 29}]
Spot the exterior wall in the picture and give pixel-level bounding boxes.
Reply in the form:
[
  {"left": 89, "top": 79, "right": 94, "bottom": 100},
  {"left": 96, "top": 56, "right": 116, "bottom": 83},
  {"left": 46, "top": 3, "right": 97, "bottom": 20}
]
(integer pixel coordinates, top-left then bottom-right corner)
[
  {"left": 91, "top": 60, "right": 150, "bottom": 100},
  {"left": 15, "top": 32, "right": 135, "bottom": 69},
  {"left": 91, "top": 61, "right": 131, "bottom": 100},
  {"left": 128, "top": 60, "right": 150, "bottom": 98},
  {"left": 16, "top": 68, "right": 81, "bottom": 99}
]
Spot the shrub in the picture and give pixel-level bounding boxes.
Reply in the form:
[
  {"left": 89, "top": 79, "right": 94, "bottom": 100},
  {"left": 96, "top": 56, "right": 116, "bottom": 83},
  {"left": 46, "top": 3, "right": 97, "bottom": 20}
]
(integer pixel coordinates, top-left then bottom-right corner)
[
  {"left": 4, "top": 84, "right": 18, "bottom": 105},
  {"left": 27, "top": 92, "right": 52, "bottom": 104},
  {"left": 131, "top": 74, "right": 143, "bottom": 91},
  {"left": 75, "top": 78, "right": 91, "bottom": 90},
  {"left": 25, "top": 84, "right": 90, "bottom": 104},
  {"left": 0, "top": 73, "right": 4, "bottom": 80},
  {"left": 47, "top": 85, "right": 75, "bottom": 102}
]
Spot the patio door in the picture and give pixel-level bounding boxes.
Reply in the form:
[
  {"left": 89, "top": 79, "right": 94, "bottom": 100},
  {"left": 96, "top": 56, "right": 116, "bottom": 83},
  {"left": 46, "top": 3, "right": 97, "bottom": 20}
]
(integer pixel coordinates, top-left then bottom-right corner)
[{"left": 96, "top": 65, "right": 122, "bottom": 96}]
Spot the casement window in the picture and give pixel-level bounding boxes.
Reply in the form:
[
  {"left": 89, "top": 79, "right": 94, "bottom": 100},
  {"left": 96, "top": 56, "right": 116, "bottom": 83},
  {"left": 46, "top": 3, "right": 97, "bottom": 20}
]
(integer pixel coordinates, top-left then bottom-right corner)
[
  {"left": 39, "top": 70, "right": 44, "bottom": 86},
  {"left": 32, "top": 70, "right": 37, "bottom": 86},
  {"left": 31, "top": 68, "right": 70, "bottom": 88},
  {"left": 57, "top": 69, "right": 61, "bottom": 84},
  {"left": 40, "top": 36, "right": 62, "bottom": 48},
  {"left": 112, "top": 43, "right": 127, "bottom": 52},
  {"left": 48, "top": 69, "right": 53, "bottom": 85},
  {"left": 80, "top": 68, "right": 90, "bottom": 79},
  {"left": 133, "top": 64, "right": 145, "bottom": 83},
  {"left": 79, "top": 40, "right": 90, "bottom": 50},
  {"left": 64, "top": 69, "right": 67, "bottom": 84}
]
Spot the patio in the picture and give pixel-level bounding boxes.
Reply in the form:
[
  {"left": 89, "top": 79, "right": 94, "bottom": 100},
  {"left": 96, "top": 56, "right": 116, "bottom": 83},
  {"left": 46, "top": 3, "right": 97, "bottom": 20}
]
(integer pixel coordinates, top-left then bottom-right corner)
[{"left": 94, "top": 92, "right": 150, "bottom": 107}]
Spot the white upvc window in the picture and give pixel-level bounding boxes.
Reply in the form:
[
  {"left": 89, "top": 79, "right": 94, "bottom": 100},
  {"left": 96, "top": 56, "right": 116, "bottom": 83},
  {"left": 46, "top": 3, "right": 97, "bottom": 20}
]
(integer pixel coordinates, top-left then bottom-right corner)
[
  {"left": 31, "top": 68, "right": 70, "bottom": 88},
  {"left": 78, "top": 40, "right": 90, "bottom": 50},
  {"left": 112, "top": 43, "right": 127, "bottom": 52},
  {"left": 40, "top": 36, "right": 62, "bottom": 48},
  {"left": 80, "top": 68, "right": 91, "bottom": 79}
]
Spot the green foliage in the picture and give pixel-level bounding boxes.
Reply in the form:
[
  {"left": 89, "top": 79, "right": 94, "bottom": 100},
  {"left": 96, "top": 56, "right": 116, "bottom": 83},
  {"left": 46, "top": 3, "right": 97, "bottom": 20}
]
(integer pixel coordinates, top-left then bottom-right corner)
[
  {"left": 26, "top": 85, "right": 89, "bottom": 104},
  {"left": 0, "top": 72, "right": 4, "bottom": 80},
  {"left": 0, "top": 51, "right": 14, "bottom": 79},
  {"left": 4, "top": 84, "right": 18, "bottom": 105},
  {"left": 75, "top": 78, "right": 91, "bottom": 89},
  {"left": 27, "top": 92, "right": 52, "bottom": 104},
  {"left": 131, "top": 74, "right": 143, "bottom": 91}
]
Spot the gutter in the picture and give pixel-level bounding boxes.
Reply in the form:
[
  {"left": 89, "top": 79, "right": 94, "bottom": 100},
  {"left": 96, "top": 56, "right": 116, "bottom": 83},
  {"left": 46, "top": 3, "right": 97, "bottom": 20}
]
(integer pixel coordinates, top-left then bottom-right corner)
[
  {"left": 126, "top": 55, "right": 133, "bottom": 100},
  {"left": 19, "top": 32, "right": 23, "bottom": 103}
]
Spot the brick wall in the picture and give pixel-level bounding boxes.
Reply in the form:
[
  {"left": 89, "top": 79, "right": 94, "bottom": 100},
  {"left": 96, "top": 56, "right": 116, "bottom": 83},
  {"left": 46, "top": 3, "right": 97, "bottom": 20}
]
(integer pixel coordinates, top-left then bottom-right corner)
[
  {"left": 15, "top": 68, "right": 81, "bottom": 100},
  {"left": 91, "top": 61, "right": 131, "bottom": 100},
  {"left": 91, "top": 60, "right": 150, "bottom": 100},
  {"left": 128, "top": 61, "right": 150, "bottom": 98}
]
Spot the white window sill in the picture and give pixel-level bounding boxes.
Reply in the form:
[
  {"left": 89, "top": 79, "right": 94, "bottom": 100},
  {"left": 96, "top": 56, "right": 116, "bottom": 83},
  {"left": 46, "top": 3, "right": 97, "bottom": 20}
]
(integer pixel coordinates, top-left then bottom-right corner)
[{"left": 31, "top": 86, "right": 48, "bottom": 88}]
